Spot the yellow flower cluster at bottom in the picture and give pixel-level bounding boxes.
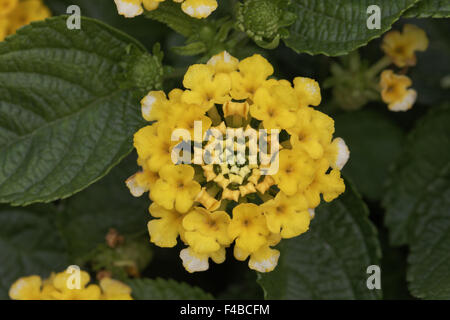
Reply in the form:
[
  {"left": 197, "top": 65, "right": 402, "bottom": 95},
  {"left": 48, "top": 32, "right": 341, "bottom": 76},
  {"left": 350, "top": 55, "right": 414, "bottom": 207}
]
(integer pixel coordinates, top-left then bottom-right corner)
[
  {"left": 9, "top": 269, "right": 133, "bottom": 300},
  {"left": 0, "top": 0, "right": 51, "bottom": 41},
  {"left": 127, "top": 51, "right": 350, "bottom": 274}
]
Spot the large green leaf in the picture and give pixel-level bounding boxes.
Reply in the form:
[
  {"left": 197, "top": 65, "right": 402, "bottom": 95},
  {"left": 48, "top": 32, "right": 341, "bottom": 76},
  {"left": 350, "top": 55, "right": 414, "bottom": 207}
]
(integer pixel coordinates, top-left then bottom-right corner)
[
  {"left": 0, "top": 204, "right": 68, "bottom": 299},
  {"left": 383, "top": 104, "right": 450, "bottom": 246},
  {"left": 403, "top": 0, "right": 450, "bottom": 18},
  {"left": 407, "top": 198, "right": 450, "bottom": 299},
  {"left": 382, "top": 104, "right": 450, "bottom": 299},
  {"left": 335, "top": 108, "right": 405, "bottom": 201},
  {"left": 0, "top": 16, "right": 147, "bottom": 206},
  {"left": 56, "top": 154, "right": 149, "bottom": 261},
  {"left": 285, "top": 0, "right": 419, "bottom": 56},
  {"left": 258, "top": 181, "right": 382, "bottom": 299},
  {"left": 144, "top": 1, "right": 202, "bottom": 38},
  {"left": 127, "top": 278, "right": 213, "bottom": 300}
]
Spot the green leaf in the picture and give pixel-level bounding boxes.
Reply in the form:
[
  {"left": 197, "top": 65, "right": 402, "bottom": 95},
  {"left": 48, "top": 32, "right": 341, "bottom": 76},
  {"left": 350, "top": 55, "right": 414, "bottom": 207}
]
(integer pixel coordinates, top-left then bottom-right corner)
[
  {"left": 383, "top": 104, "right": 450, "bottom": 246},
  {"left": 144, "top": 1, "right": 202, "bottom": 38},
  {"left": 285, "top": 0, "right": 419, "bottom": 56},
  {"left": 403, "top": 0, "right": 450, "bottom": 18},
  {"left": 382, "top": 104, "right": 450, "bottom": 299},
  {"left": 258, "top": 181, "right": 382, "bottom": 299},
  {"left": 335, "top": 108, "right": 405, "bottom": 201},
  {"left": 407, "top": 203, "right": 450, "bottom": 299},
  {"left": 172, "top": 41, "right": 207, "bottom": 56},
  {"left": 127, "top": 278, "right": 213, "bottom": 300},
  {"left": 0, "top": 204, "right": 68, "bottom": 299},
  {"left": 0, "top": 16, "right": 149, "bottom": 206},
  {"left": 46, "top": 0, "right": 169, "bottom": 49},
  {"left": 56, "top": 154, "right": 149, "bottom": 261}
]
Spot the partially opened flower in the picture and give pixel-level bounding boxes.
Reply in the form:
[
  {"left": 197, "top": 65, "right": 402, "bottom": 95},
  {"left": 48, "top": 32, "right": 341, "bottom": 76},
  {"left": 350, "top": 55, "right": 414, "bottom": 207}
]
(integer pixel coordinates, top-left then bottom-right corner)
[
  {"left": 114, "top": 0, "right": 218, "bottom": 19},
  {"left": 127, "top": 51, "right": 350, "bottom": 273},
  {"left": 380, "top": 70, "right": 417, "bottom": 112},
  {"left": 381, "top": 24, "right": 429, "bottom": 68},
  {"left": 9, "top": 268, "right": 132, "bottom": 300}
]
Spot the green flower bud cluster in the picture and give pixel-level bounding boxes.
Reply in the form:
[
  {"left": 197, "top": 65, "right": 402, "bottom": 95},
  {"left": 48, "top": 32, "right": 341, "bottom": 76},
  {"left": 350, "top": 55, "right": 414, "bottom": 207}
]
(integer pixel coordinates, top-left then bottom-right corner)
[
  {"left": 235, "top": 0, "right": 297, "bottom": 49},
  {"left": 119, "top": 44, "right": 165, "bottom": 96},
  {"left": 324, "top": 52, "right": 381, "bottom": 111}
]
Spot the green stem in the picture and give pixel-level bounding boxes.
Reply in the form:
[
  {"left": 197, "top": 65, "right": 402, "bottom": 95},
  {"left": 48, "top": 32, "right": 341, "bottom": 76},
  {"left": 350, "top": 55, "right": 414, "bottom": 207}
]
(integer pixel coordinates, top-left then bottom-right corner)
[
  {"left": 367, "top": 56, "right": 392, "bottom": 78},
  {"left": 163, "top": 67, "right": 187, "bottom": 80},
  {"left": 227, "top": 31, "right": 249, "bottom": 49}
]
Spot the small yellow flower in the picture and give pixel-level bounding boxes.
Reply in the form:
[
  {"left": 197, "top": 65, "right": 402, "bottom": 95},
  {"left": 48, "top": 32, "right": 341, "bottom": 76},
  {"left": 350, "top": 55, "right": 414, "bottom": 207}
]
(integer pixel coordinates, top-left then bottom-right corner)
[
  {"left": 148, "top": 203, "right": 185, "bottom": 247},
  {"left": 325, "top": 137, "right": 350, "bottom": 170},
  {"left": 230, "top": 54, "right": 274, "bottom": 100},
  {"left": 228, "top": 203, "right": 270, "bottom": 253},
  {"left": 293, "top": 77, "right": 322, "bottom": 107},
  {"left": 381, "top": 24, "right": 429, "bottom": 68},
  {"left": 251, "top": 83, "right": 298, "bottom": 129},
  {"left": 151, "top": 164, "right": 201, "bottom": 213},
  {"left": 133, "top": 123, "right": 177, "bottom": 172},
  {"left": 50, "top": 271, "right": 101, "bottom": 300},
  {"left": 9, "top": 275, "right": 42, "bottom": 300},
  {"left": 287, "top": 107, "right": 335, "bottom": 159},
  {"left": 168, "top": 103, "right": 212, "bottom": 139},
  {"left": 0, "top": 0, "right": 50, "bottom": 41},
  {"left": 100, "top": 278, "right": 133, "bottom": 300},
  {"left": 274, "top": 148, "right": 315, "bottom": 196},
  {"left": 181, "top": 0, "right": 218, "bottom": 19},
  {"left": 183, "top": 207, "right": 231, "bottom": 253},
  {"left": 114, "top": 0, "right": 218, "bottom": 19},
  {"left": 181, "top": 64, "right": 231, "bottom": 110},
  {"left": 114, "top": 0, "right": 155, "bottom": 18},
  {"left": 141, "top": 89, "right": 184, "bottom": 122},
  {"left": 207, "top": 50, "right": 239, "bottom": 74},
  {"left": 0, "top": 0, "right": 18, "bottom": 17},
  {"left": 126, "top": 169, "right": 159, "bottom": 197},
  {"left": 9, "top": 269, "right": 132, "bottom": 300},
  {"left": 261, "top": 192, "right": 310, "bottom": 238},
  {"left": 233, "top": 233, "right": 281, "bottom": 273},
  {"left": 303, "top": 159, "right": 346, "bottom": 208},
  {"left": 380, "top": 69, "right": 417, "bottom": 112},
  {"left": 248, "top": 245, "right": 280, "bottom": 273},
  {"left": 180, "top": 246, "right": 225, "bottom": 273}
]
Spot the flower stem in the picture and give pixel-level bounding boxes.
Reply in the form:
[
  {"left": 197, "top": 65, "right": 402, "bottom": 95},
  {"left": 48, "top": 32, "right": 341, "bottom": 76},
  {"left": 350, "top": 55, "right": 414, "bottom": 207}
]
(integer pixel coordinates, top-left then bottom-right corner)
[{"left": 367, "top": 56, "right": 392, "bottom": 78}]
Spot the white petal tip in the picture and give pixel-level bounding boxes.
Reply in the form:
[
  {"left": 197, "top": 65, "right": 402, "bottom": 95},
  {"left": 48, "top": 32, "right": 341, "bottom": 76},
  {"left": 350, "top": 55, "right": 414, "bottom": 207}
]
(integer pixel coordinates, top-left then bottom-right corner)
[
  {"left": 125, "top": 175, "right": 146, "bottom": 197},
  {"left": 248, "top": 250, "right": 280, "bottom": 273},
  {"left": 334, "top": 137, "right": 350, "bottom": 170},
  {"left": 180, "top": 248, "right": 209, "bottom": 273},
  {"left": 389, "top": 90, "right": 417, "bottom": 112}
]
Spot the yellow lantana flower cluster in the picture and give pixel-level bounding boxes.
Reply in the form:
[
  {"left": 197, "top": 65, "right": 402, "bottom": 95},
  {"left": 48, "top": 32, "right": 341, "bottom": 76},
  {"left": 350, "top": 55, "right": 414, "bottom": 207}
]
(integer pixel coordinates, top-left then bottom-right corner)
[
  {"left": 114, "top": 0, "right": 217, "bottom": 19},
  {"left": 379, "top": 24, "right": 429, "bottom": 112},
  {"left": 0, "top": 0, "right": 51, "bottom": 41},
  {"left": 127, "top": 51, "right": 350, "bottom": 273},
  {"left": 9, "top": 269, "right": 133, "bottom": 300}
]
